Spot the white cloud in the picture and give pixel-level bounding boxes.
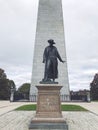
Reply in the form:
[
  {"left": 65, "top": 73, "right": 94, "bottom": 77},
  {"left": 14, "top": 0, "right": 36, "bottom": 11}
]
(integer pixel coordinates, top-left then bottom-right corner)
[{"left": 63, "top": 0, "right": 98, "bottom": 56}]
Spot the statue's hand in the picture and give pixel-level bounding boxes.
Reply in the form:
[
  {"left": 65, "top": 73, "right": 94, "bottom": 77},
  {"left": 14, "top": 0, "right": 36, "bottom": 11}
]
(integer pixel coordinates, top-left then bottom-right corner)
[
  {"left": 42, "top": 60, "right": 45, "bottom": 63},
  {"left": 62, "top": 60, "right": 65, "bottom": 63},
  {"left": 43, "top": 58, "right": 46, "bottom": 63}
]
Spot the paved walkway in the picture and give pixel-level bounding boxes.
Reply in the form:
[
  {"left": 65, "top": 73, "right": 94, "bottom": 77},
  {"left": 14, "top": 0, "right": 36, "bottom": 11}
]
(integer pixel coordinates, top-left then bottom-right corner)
[
  {"left": 0, "top": 101, "right": 98, "bottom": 130},
  {"left": 0, "top": 111, "right": 98, "bottom": 130},
  {"left": 0, "top": 101, "right": 33, "bottom": 116}
]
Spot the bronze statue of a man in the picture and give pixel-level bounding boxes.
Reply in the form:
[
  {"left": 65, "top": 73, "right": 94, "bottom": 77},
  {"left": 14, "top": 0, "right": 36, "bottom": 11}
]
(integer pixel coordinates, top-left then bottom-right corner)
[{"left": 42, "top": 39, "right": 65, "bottom": 83}]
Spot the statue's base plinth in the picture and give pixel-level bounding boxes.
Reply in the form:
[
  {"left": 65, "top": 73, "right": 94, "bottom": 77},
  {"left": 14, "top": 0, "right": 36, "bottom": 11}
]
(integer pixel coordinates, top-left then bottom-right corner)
[
  {"left": 29, "top": 120, "right": 68, "bottom": 129},
  {"left": 39, "top": 81, "right": 58, "bottom": 84},
  {"left": 29, "top": 84, "right": 68, "bottom": 129}
]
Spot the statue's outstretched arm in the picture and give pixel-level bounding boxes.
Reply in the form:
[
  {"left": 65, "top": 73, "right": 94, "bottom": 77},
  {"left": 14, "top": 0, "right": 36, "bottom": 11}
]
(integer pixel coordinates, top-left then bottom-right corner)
[{"left": 56, "top": 49, "right": 65, "bottom": 63}]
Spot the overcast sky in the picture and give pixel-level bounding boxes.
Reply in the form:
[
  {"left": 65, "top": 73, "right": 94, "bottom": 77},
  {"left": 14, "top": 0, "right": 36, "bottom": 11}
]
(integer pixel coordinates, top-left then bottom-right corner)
[{"left": 0, "top": 0, "right": 98, "bottom": 90}]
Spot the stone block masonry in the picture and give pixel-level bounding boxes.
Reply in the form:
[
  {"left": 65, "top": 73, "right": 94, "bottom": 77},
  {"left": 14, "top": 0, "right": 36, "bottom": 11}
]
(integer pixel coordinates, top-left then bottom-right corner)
[{"left": 30, "top": 0, "right": 70, "bottom": 101}]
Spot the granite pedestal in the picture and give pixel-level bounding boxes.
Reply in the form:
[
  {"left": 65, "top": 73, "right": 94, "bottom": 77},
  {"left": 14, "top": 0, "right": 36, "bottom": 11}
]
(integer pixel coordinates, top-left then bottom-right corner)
[{"left": 29, "top": 84, "right": 68, "bottom": 129}]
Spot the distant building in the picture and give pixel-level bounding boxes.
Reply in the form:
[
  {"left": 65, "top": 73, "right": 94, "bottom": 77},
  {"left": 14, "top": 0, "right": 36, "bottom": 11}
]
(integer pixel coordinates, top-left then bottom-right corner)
[{"left": 70, "top": 89, "right": 90, "bottom": 102}]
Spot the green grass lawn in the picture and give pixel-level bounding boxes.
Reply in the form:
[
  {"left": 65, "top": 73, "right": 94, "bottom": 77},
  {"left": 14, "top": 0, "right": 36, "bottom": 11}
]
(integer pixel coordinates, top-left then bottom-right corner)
[
  {"left": 15, "top": 104, "right": 88, "bottom": 111},
  {"left": 15, "top": 104, "right": 36, "bottom": 111},
  {"left": 61, "top": 104, "right": 88, "bottom": 111}
]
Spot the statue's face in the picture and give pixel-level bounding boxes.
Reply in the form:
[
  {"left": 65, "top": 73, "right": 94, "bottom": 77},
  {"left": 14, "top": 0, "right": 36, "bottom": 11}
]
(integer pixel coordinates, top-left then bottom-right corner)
[{"left": 49, "top": 42, "right": 53, "bottom": 46}]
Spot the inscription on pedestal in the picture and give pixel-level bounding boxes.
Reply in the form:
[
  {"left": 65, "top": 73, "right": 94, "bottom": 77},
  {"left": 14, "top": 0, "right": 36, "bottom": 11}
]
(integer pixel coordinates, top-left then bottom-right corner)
[{"left": 38, "top": 95, "right": 59, "bottom": 112}]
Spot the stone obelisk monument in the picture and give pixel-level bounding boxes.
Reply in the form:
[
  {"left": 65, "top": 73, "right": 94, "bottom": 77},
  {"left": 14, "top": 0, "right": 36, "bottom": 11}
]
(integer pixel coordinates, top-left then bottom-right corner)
[{"left": 30, "top": 0, "right": 70, "bottom": 101}]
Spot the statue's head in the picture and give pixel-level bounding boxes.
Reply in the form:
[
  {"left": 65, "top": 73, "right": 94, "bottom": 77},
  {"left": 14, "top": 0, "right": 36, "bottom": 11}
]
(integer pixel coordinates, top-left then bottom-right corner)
[{"left": 48, "top": 39, "right": 55, "bottom": 45}]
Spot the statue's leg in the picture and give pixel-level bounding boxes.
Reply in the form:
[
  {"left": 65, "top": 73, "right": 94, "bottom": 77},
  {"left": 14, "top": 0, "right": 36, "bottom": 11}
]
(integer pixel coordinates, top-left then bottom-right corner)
[
  {"left": 44, "top": 60, "right": 51, "bottom": 81},
  {"left": 52, "top": 59, "right": 56, "bottom": 82}
]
